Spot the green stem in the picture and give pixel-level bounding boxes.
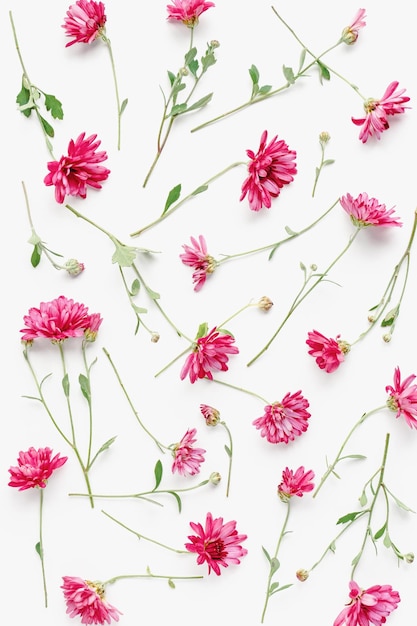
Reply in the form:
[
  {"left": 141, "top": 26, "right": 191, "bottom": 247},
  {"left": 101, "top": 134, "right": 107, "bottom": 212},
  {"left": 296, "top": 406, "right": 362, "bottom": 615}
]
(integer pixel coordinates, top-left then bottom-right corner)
[
  {"left": 221, "top": 422, "right": 233, "bottom": 497},
  {"left": 154, "top": 345, "right": 193, "bottom": 378},
  {"left": 103, "top": 572, "right": 203, "bottom": 586},
  {"left": 81, "top": 342, "right": 94, "bottom": 470},
  {"left": 38, "top": 488, "right": 48, "bottom": 607},
  {"left": 68, "top": 478, "right": 210, "bottom": 500},
  {"left": 312, "top": 143, "right": 326, "bottom": 198},
  {"left": 102, "top": 35, "right": 123, "bottom": 150},
  {"left": 58, "top": 343, "right": 77, "bottom": 446},
  {"left": 210, "top": 377, "right": 270, "bottom": 404}
]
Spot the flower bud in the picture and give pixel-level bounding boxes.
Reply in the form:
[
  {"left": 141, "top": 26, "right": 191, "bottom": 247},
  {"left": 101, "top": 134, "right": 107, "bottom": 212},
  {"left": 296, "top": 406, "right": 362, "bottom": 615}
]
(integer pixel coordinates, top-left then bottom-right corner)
[
  {"left": 179, "top": 67, "right": 189, "bottom": 76},
  {"left": 319, "top": 131, "right": 330, "bottom": 144},
  {"left": 258, "top": 296, "right": 274, "bottom": 311},
  {"left": 296, "top": 569, "right": 309, "bottom": 582},
  {"left": 64, "top": 258, "right": 85, "bottom": 277},
  {"left": 209, "top": 471, "right": 221, "bottom": 485},
  {"left": 151, "top": 333, "right": 160, "bottom": 343},
  {"left": 368, "top": 315, "right": 375, "bottom": 323},
  {"left": 341, "top": 27, "right": 359, "bottom": 45},
  {"left": 210, "top": 40, "right": 220, "bottom": 49},
  {"left": 310, "top": 264, "right": 318, "bottom": 272},
  {"left": 200, "top": 404, "right": 220, "bottom": 426},
  {"left": 405, "top": 553, "right": 414, "bottom": 563},
  {"left": 383, "top": 333, "right": 392, "bottom": 343}
]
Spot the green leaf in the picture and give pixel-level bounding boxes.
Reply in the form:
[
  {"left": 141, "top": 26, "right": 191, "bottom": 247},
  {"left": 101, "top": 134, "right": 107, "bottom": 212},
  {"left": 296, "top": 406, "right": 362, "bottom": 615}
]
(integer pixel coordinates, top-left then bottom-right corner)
[
  {"left": 262, "top": 546, "right": 271, "bottom": 563},
  {"left": 329, "top": 541, "right": 336, "bottom": 553},
  {"left": 130, "top": 279, "right": 140, "bottom": 296},
  {"left": 269, "top": 582, "right": 281, "bottom": 594},
  {"left": 224, "top": 444, "right": 232, "bottom": 457},
  {"left": 120, "top": 98, "right": 128, "bottom": 115},
  {"left": 374, "top": 523, "right": 386, "bottom": 540},
  {"left": 162, "top": 184, "right": 182, "bottom": 215},
  {"left": 167, "top": 490, "right": 182, "bottom": 513},
  {"left": 195, "top": 322, "right": 208, "bottom": 339},
  {"left": 337, "top": 511, "right": 363, "bottom": 525},
  {"left": 112, "top": 241, "right": 137, "bottom": 267},
  {"left": 316, "top": 60, "right": 331, "bottom": 81},
  {"left": 351, "top": 551, "right": 361, "bottom": 567},
  {"left": 387, "top": 489, "right": 416, "bottom": 513},
  {"left": 154, "top": 459, "right": 163, "bottom": 489},
  {"left": 340, "top": 454, "right": 367, "bottom": 460},
  {"left": 16, "top": 83, "right": 33, "bottom": 117},
  {"left": 145, "top": 286, "right": 160, "bottom": 300},
  {"left": 381, "top": 307, "right": 398, "bottom": 327},
  {"left": 168, "top": 578, "right": 176, "bottom": 589},
  {"left": 39, "top": 114, "right": 54, "bottom": 137},
  {"left": 359, "top": 492, "right": 368, "bottom": 507},
  {"left": 323, "top": 159, "right": 335, "bottom": 166},
  {"left": 35, "top": 542, "right": 41, "bottom": 557},
  {"left": 44, "top": 93, "right": 64, "bottom": 119},
  {"left": 285, "top": 225, "right": 298, "bottom": 236},
  {"left": 184, "top": 47, "right": 197, "bottom": 66},
  {"left": 201, "top": 52, "right": 216, "bottom": 72},
  {"left": 132, "top": 304, "right": 148, "bottom": 314},
  {"left": 383, "top": 532, "right": 392, "bottom": 548},
  {"left": 299, "top": 261, "right": 306, "bottom": 271},
  {"left": 167, "top": 70, "right": 176, "bottom": 86},
  {"left": 94, "top": 436, "right": 117, "bottom": 459},
  {"left": 272, "top": 583, "right": 293, "bottom": 594},
  {"left": 191, "top": 184, "right": 208, "bottom": 196},
  {"left": 258, "top": 84, "right": 272, "bottom": 95},
  {"left": 368, "top": 303, "right": 379, "bottom": 312},
  {"left": 270, "top": 557, "right": 280, "bottom": 575},
  {"left": 169, "top": 103, "right": 188, "bottom": 117},
  {"left": 186, "top": 93, "right": 213, "bottom": 113},
  {"left": 78, "top": 374, "right": 91, "bottom": 402},
  {"left": 62, "top": 373, "right": 70, "bottom": 397},
  {"left": 298, "top": 48, "right": 307, "bottom": 72},
  {"left": 249, "top": 64, "right": 260, "bottom": 85},
  {"left": 282, "top": 65, "right": 295, "bottom": 84},
  {"left": 31, "top": 244, "right": 42, "bottom": 267},
  {"left": 188, "top": 58, "right": 199, "bottom": 76}
]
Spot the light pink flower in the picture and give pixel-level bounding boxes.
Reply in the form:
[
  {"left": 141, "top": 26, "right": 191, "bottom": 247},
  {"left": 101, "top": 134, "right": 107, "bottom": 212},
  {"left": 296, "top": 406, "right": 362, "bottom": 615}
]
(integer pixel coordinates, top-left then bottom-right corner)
[
  {"left": 185, "top": 512, "right": 248, "bottom": 575},
  {"left": 61, "top": 576, "right": 122, "bottom": 624},
  {"left": 171, "top": 428, "right": 206, "bottom": 476},
  {"left": 386, "top": 366, "right": 417, "bottom": 429},
  {"left": 180, "top": 235, "right": 216, "bottom": 291},
  {"left": 306, "top": 329, "right": 350, "bottom": 373},
  {"left": 252, "top": 392, "right": 311, "bottom": 444},
  {"left": 333, "top": 580, "right": 400, "bottom": 626},
  {"left": 341, "top": 8, "right": 366, "bottom": 44},
  {"left": 200, "top": 403, "right": 221, "bottom": 426},
  {"left": 8, "top": 447, "right": 67, "bottom": 490},
  {"left": 84, "top": 312, "right": 103, "bottom": 342},
  {"left": 167, "top": 0, "right": 215, "bottom": 26},
  {"left": 352, "top": 81, "right": 410, "bottom": 143},
  {"left": 62, "top": 1, "right": 107, "bottom": 47},
  {"left": 44, "top": 132, "right": 110, "bottom": 204},
  {"left": 277, "top": 466, "right": 315, "bottom": 502},
  {"left": 20, "top": 295, "right": 102, "bottom": 343},
  {"left": 180, "top": 326, "right": 239, "bottom": 383},
  {"left": 240, "top": 130, "right": 297, "bottom": 211},
  {"left": 340, "top": 193, "right": 402, "bottom": 228}
]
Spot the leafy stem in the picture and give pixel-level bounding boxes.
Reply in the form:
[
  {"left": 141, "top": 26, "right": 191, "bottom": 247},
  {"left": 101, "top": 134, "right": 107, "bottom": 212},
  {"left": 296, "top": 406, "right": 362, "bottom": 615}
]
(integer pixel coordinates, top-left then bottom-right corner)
[
  {"left": 101, "top": 34, "right": 127, "bottom": 150},
  {"left": 38, "top": 488, "right": 48, "bottom": 607}
]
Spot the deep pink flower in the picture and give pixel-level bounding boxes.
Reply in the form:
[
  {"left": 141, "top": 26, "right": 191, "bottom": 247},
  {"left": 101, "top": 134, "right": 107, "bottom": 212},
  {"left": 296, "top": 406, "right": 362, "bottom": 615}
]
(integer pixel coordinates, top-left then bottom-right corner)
[
  {"left": 171, "top": 428, "right": 206, "bottom": 476},
  {"left": 306, "top": 329, "right": 350, "bottom": 373},
  {"left": 386, "top": 366, "right": 417, "bottom": 429},
  {"left": 252, "top": 392, "right": 311, "bottom": 444},
  {"left": 167, "top": 0, "right": 215, "bottom": 26},
  {"left": 44, "top": 132, "right": 110, "bottom": 204},
  {"left": 200, "top": 403, "right": 221, "bottom": 426},
  {"left": 340, "top": 193, "right": 402, "bottom": 228},
  {"left": 341, "top": 8, "right": 366, "bottom": 44},
  {"left": 180, "top": 235, "right": 216, "bottom": 291},
  {"left": 185, "top": 512, "right": 248, "bottom": 575},
  {"left": 240, "top": 130, "right": 297, "bottom": 211},
  {"left": 8, "top": 447, "right": 67, "bottom": 490},
  {"left": 180, "top": 326, "right": 239, "bottom": 383},
  {"left": 352, "top": 81, "right": 410, "bottom": 143},
  {"left": 63, "top": 1, "right": 107, "bottom": 47},
  {"left": 20, "top": 296, "right": 102, "bottom": 343},
  {"left": 333, "top": 580, "right": 400, "bottom": 626},
  {"left": 277, "top": 466, "right": 315, "bottom": 502},
  {"left": 61, "top": 577, "right": 122, "bottom": 625}
]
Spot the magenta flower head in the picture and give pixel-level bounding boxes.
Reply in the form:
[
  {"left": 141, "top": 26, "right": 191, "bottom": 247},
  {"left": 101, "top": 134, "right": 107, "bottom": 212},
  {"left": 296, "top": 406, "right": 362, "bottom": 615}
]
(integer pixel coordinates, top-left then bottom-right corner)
[
  {"left": 341, "top": 8, "right": 366, "bottom": 44},
  {"left": 61, "top": 576, "right": 122, "bottom": 624},
  {"left": 171, "top": 428, "right": 206, "bottom": 476},
  {"left": 185, "top": 512, "right": 248, "bottom": 575},
  {"left": 252, "top": 392, "right": 311, "bottom": 444},
  {"left": 20, "top": 295, "right": 102, "bottom": 343},
  {"left": 8, "top": 447, "right": 67, "bottom": 490},
  {"left": 62, "top": 0, "right": 107, "bottom": 47},
  {"left": 333, "top": 580, "right": 400, "bottom": 626},
  {"left": 352, "top": 81, "right": 410, "bottom": 143},
  {"left": 386, "top": 366, "right": 417, "bottom": 429},
  {"left": 306, "top": 329, "right": 350, "bottom": 373},
  {"left": 200, "top": 403, "right": 221, "bottom": 426},
  {"left": 278, "top": 466, "right": 315, "bottom": 502},
  {"left": 240, "top": 130, "right": 297, "bottom": 211},
  {"left": 180, "top": 235, "right": 216, "bottom": 291},
  {"left": 180, "top": 326, "right": 239, "bottom": 383},
  {"left": 340, "top": 192, "right": 402, "bottom": 228},
  {"left": 167, "top": 0, "right": 215, "bottom": 26},
  {"left": 44, "top": 132, "right": 110, "bottom": 204}
]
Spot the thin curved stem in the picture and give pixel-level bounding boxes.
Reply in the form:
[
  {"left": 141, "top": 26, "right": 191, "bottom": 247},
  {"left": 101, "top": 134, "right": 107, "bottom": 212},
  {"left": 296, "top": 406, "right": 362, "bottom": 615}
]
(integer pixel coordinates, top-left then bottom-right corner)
[
  {"left": 102, "top": 35, "right": 124, "bottom": 150},
  {"left": 38, "top": 488, "right": 48, "bottom": 607}
]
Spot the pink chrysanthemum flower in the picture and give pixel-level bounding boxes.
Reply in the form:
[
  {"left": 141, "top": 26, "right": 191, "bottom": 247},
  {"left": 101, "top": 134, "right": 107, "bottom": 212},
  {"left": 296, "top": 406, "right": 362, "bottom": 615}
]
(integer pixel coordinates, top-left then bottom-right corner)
[
  {"left": 180, "top": 235, "right": 216, "bottom": 291},
  {"left": 277, "top": 466, "right": 315, "bottom": 502},
  {"left": 386, "top": 366, "right": 417, "bottom": 429},
  {"left": 171, "top": 428, "right": 206, "bottom": 476},
  {"left": 20, "top": 295, "right": 102, "bottom": 343},
  {"left": 333, "top": 580, "right": 400, "bottom": 626},
  {"left": 44, "top": 132, "right": 110, "bottom": 204},
  {"left": 341, "top": 8, "right": 366, "bottom": 44},
  {"left": 185, "top": 512, "right": 248, "bottom": 575},
  {"left": 306, "top": 329, "right": 350, "bottom": 373},
  {"left": 340, "top": 192, "right": 402, "bottom": 228},
  {"left": 352, "top": 81, "right": 410, "bottom": 143},
  {"left": 252, "top": 392, "right": 311, "bottom": 444},
  {"left": 8, "top": 447, "right": 67, "bottom": 490},
  {"left": 61, "top": 576, "right": 122, "bottom": 625},
  {"left": 180, "top": 326, "right": 239, "bottom": 383},
  {"left": 167, "top": 0, "right": 215, "bottom": 26},
  {"left": 200, "top": 403, "right": 221, "bottom": 426},
  {"left": 62, "top": 1, "right": 107, "bottom": 47},
  {"left": 240, "top": 130, "right": 297, "bottom": 211}
]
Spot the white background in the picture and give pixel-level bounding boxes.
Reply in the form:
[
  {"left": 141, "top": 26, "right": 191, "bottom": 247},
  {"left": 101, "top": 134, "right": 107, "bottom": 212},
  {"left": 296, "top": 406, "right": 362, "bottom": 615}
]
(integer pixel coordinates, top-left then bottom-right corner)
[{"left": 1, "top": 1, "right": 416, "bottom": 624}]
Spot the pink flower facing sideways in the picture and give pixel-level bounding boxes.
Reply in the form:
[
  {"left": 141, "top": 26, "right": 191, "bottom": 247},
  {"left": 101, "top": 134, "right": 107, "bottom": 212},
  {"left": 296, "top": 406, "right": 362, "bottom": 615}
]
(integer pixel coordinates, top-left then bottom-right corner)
[
  {"left": 185, "top": 512, "right": 248, "bottom": 575},
  {"left": 306, "top": 330, "right": 350, "bottom": 373},
  {"left": 277, "top": 466, "right": 315, "bottom": 502},
  {"left": 20, "top": 295, "right": 103, "bottom": 343},
  {"left": 8, "top": 447, "right": 67, "bottom": 490},
  {"left": 333, "top": 580, "right": 400, "bottom": 626},
  {"left": 240, "top": 130, "right": 297, "bottom": 211},
  {"left": 171, "top": 428, "right": 206, "bottom": 476},
  {"left": 352, "top": 81, "right": 410, "bottom": 143},
  {"left": 180, "top": 326, "right": 239, "bottom": 383},
  {"left": 62, "top": 0, "right": 106, "bottom": 46},
  {"left": 252, "top": 391, "right": 311, "bottom": 444},
  {"left": 340, "top": 193, "right": 402, "bottom": 228},
  {"left": 341, "top": 8, "right": 366, "bottom": 44},
  {"left": 61, "top": 577, "right": 122, "bottom": 625},
  {"left": 44, "top": 132, "right": 110, "bottom": 204},
  {"left": 180, "top": 235, "right": 216, "bottom": 291},
  {"left": 386, "top": 366, "right": 417, "bottom": 429},
  {"left": 167, "top": 0, "right": 215, "bottom": 26}
]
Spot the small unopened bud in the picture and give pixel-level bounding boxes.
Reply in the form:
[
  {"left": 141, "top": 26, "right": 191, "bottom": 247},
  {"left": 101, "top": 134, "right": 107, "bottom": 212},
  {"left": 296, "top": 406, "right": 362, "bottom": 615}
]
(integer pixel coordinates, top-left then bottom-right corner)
[
  {"left": 310, "top": 264, "right": 318, "bottom": 272},
  {"left": 258, "top": 296, "right": 274, "bottom": 311},
  {"left": 405, "top": 553, "right": 414, "bottom": 564},
  {"left": 368, "top": 315, "right": 375, "bottom": 323},
  {"left": 319, "top": 131, "right": 330, "bottom": 144},
  {"left": 210, "top": 39, "right": 220, "bottom": 49},
  {"left": 296, "top": 569, "right": 309, "bottom": 582},
  {"left": 151, "top": 333, "right": 160, "bottom": 343},
  {"left": 383, "top": 333, "right": 392, "bottom": 343},
  {"left": 179, "top": 67, "right": 189, "bottom": 76},
  {"left": 209, "top": 472, "right": 221, "bottom": 485},
  {"left": 64, "top": 258, "right": 85, "bottom": 276}
]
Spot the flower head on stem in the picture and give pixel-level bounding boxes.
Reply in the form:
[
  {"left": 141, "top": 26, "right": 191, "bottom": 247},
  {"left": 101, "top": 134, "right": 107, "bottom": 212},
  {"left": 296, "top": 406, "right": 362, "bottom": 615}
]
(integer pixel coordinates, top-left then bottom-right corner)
[
  {"left": 252, "top": 391, "right": 311, "bottom": 444},
  {"left": 333, "top": 580, "right": 400, "bottom": 626},
  {"left": 352, "top": 81, "right": 410, "bottom": 143},
  {"left": 306, "top": 329, "right": 350, "bottom": 374},
  {"left": 200, "top": 404, "right": 233, "bottom": 496},
  {"left": 311, "top": 131, "right": 334, "bottom": 197},
  {"left": 166, "top": 0, "right": 215, "bottom": 27},
  {"left": 170, "top": 428, "right": 206, "bottom": 476},
  {"left": 340, "top": 8, "right": 367, "bottom": 45},
  {"left": 180, "top": 234, "right": 217, "bottom": 291}
]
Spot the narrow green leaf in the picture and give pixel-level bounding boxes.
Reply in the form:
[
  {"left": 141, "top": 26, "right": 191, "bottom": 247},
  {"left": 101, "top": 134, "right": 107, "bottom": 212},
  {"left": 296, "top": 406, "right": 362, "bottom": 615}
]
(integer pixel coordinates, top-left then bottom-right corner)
[
  {"left": 162, "top": 184, "right": 182, "bottom": 215},
  {"left": 191, "top": 184, "right": 208, "bottom": 196},
  {"left": 44, "top": 93, "right": 64, "bottom": 119},
  {"left": 368, "top": 303, "right": 379, "bottom": 312},
  {"left": 258, "top": 84, "right": 272, "bottom": 95},
  {"left": 322, "top": 159, "right": 335, "bottom": 166},
  {"left": 130, "top": 279, "right": 140, "bottom": 296},
  {"left": 167, "top": 70, "right": 176, "bottom": 86},
  {"left": 383, "top": 532, "right": 392, "bottom": 548},
  {"left": 271, "top": 583, "right": 293, "bottom": 594},
  {"left": 168, "top": 578, "right": 176, "bottom": 589},
  {"left": 31, "top": 244, "right": 41, "bottom": 267},
  {"left": 269, "top": 582, "right": 281, "bottom": 594},
  {"left": 329, "top": 541, "right": 336, "bottom": 553},
  {"left": 186, "top": 93, "right": 213, "bottom": 113},
  {"left": 248, "top": 64, "right": 260, "bottom": 85},
  {"left": 195, "top": 322, "right": 208, "bottom": 339},
  {"left": 184, "top": 47, "right": 197, "bottom": 66},
  {"left": 167, "top": 490, "right": 182, "bottom": 513},
  {"left": 359, "top": 492, "right": 368, "bottom": 507},
  {"left": 270, "top": 558, "right": 280, "bottom": 575},
  {"left": 340, "top": 454, "right": 367, "bottom": 460},
  {"left": 111, "top": 241, "right": 137, "bottom": 267},
  {"left": 169, "top": 103, "right": 188, "bottom": 117},
  {"left": 262, "top": 545, "right": 271, "bottom": 563},
  {"left": 145, "top": 286, "right": 160, "bottom": 300},
  {"left": 16, "top": 83, "right": 33, "bottom": 117},
  {"left": 299, "top": 261, "right": 306, "bottom": 271},
  {"left": 35, "top": 542, "right": 41, "bottom": 557},
  {"left": 39, "top": 114, "right": 54, "bottom": 137},
  {"left": 282, "top": 65, "right": 295, "bottom": 84},
  {"left": 381, "top": 307, "right": 398, "bottom": 327},
  {"left": 132, "top": 304, "right": 148, "bottom": 314},
  {"left": 316, "top": 60, "right": 331, "bottom": 81},
  {"left": 120, "top": 98, "right": 128, "bottom": 115},
  {"left": 62, "top": 373, "right": 70, "bottom": 397},
  {"left": 374, "top": 523, "right": 386, "bottom": 540},
  {"left": 351, "top": 551, "right": 361, "bottom": 566},
  {"left": 78, "top": 374, "right": 91, "bottom": 402},
  {"left": 298, "top": 48, "right": 307, "bottom": 72},
  {"left": 285, "top": 225, "right": 298, "bottom": 236},
  {"left": 337, "top": 511, "right": 363, "bottom": 525},
  {"left": 154, "top": 459, "right": 163, "bottom": 489},
  {"left": 224, "top": 444, "right": 232, "bottom": 457},
  {"left": 387, "top": 490, "right": 416, "bottom": 513},
  {"left": 94, "top": 436, "right": 117, "bottom": 459}
]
